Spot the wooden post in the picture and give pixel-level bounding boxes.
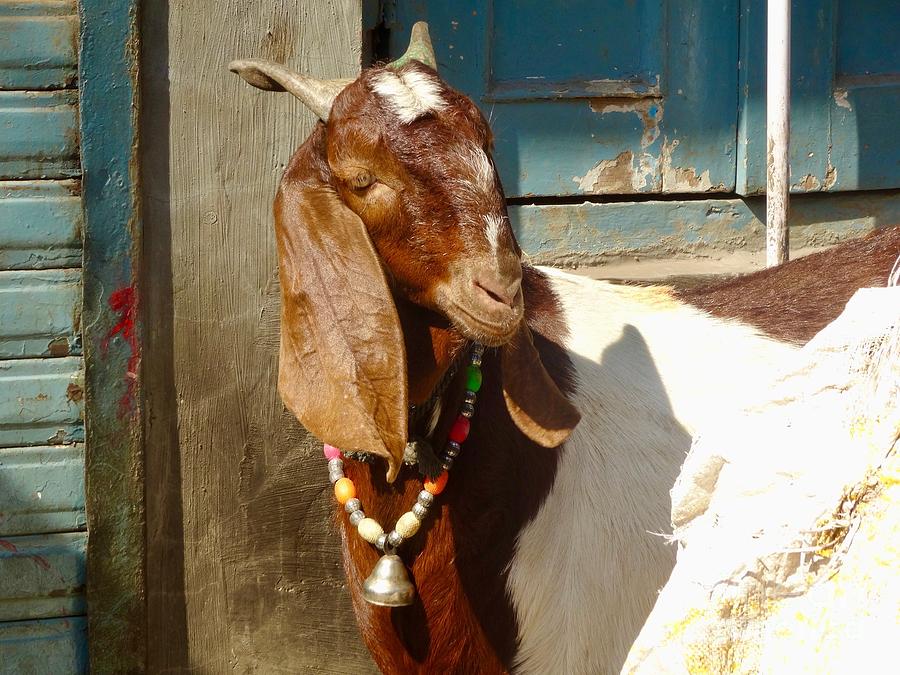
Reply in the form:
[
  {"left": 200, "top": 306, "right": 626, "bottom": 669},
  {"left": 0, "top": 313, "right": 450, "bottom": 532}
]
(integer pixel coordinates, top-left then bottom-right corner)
[
  {"left": 766, "top": 0, "right": 791, "bottom": 266},
  {"left": 80, "top": 0, "right": 146, "bottom": 670}
]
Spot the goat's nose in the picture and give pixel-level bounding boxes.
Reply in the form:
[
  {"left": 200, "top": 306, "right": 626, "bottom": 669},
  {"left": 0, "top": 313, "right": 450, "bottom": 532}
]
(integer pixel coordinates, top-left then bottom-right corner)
[{"left": 473, "top": 274, "right": 522, "bottom": 308}]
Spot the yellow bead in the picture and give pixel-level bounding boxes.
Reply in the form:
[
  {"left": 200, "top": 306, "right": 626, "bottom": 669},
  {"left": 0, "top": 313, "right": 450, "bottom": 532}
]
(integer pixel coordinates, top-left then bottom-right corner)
[
  {"left": 334, "top": 477, "right": 356, "bottom": 504},
  {"left": 357, "top": 518, "right": 383, "bottom": 544},
  {"left": 395, "top": 512, "right": 420, "bottom": 538}
]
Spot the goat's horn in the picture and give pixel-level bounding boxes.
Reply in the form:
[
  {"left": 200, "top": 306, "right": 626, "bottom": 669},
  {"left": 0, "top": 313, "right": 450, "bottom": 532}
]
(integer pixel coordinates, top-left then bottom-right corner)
[
  {"left": 387, "top": 21, "right": 438, "bottom": 71},
  {"left": 228, "top": 59, "right": 352, "bottom": 121}
]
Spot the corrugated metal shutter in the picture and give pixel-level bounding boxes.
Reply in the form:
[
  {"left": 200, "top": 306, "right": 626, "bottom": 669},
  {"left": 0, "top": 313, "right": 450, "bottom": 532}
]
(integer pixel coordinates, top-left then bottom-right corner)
[{"left": 0, "top": 1, "right": 88, "bottom": 671}]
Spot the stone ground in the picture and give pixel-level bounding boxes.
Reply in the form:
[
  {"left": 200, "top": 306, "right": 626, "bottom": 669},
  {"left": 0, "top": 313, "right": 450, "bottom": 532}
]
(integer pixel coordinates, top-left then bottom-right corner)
[{"left": 564, "top": 246, "right": 825, "bottom": 288}]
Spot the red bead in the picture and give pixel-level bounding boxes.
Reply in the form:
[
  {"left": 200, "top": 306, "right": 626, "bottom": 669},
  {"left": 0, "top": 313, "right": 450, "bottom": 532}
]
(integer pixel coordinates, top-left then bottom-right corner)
[{"left": 448, "top": 416, "right": 470, "bottom": 443}]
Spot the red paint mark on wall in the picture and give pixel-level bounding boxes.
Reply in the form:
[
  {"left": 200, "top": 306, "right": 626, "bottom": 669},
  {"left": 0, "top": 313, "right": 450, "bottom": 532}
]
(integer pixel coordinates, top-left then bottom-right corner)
[
  {"left": 31, "top": 555, "right": 51, "bottom": 570},
  {"left": 0, "top": 540, "right": 18, "bottom": 553},
  {"left": 104, "top": 285, "right": 140, "bottom": 417}
]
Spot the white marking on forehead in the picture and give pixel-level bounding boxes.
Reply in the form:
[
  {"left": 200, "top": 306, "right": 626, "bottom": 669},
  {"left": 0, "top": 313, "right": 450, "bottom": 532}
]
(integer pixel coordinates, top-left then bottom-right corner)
[
  {"left": 450, "top": 142, "right": 496, "bottom": 197},
  {"left": 467, "top": 144, "right": 495, "bottom": 192},
  {"left": 371, "top": 69, "right": 446, "bottom": 123},
  {"left": 483, "top": 214, "right": 505, "bottom": 256}
]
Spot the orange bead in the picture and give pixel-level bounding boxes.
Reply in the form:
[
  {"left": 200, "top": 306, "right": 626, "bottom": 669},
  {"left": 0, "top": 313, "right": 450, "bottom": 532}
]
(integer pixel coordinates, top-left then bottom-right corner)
[
  {"left": 334, "top": 477, "right": 356, "bottom": 504},
  {"left": 424, "top": 471, "right": 448, "bottom": 495}
]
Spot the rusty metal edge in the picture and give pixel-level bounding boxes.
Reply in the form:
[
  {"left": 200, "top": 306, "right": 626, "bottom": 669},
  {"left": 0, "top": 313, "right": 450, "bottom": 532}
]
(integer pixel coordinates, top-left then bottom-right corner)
[{"left": 79, "top": 0, "right": 146, "bottom": 672}]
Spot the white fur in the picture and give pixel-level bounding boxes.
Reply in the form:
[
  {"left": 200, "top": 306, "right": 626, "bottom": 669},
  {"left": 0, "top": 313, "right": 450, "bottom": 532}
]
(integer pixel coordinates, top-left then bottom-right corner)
[
  {"left": 371, "top": 70, "right": 446, "bottom": 123},
  {"left": 466, "top": 144, "right": 495, "bottom": 193},
  {"left": 484, "top": 214, "right": 504, "bottom": 256},
  {"left": 507, "top": 269, "right": 799, "bottom": 675}
]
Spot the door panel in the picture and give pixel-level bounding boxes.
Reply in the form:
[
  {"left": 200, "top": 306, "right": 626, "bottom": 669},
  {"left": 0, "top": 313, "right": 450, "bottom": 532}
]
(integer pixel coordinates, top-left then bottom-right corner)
[
  {"left": 737, "top": 0, "right": 900, "bottom": 195},
  {"left": 388, "top": 1, "right": 738, "bottom": 198},
  {"left": 486, "top": 0, "right": 663, "bottom": 98}
]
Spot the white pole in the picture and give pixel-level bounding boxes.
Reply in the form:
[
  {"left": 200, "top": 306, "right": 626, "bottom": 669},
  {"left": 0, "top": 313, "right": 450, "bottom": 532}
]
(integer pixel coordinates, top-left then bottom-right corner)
[{"left": 766, "top": 0, "right": 791, "bottom": 266}]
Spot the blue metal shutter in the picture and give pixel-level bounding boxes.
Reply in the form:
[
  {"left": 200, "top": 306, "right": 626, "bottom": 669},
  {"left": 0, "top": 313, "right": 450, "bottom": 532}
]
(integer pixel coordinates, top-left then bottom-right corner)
[{"left": 0, "top": 1, "right": 88, "bottom": 671}]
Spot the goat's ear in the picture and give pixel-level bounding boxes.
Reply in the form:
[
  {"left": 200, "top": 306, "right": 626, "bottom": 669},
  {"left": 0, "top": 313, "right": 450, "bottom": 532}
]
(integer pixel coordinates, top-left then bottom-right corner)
[
  {"left": 501, "top": 324, "right": 580, "bottom": 447},
  {"left": 275, "top": 174, "right": 407, "bottom": 482}
]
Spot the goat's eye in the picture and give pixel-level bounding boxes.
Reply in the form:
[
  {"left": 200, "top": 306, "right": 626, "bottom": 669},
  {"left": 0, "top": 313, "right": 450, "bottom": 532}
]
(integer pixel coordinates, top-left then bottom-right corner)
[{"left": 350, "top": 171, "right": 376, "bottom": 190}]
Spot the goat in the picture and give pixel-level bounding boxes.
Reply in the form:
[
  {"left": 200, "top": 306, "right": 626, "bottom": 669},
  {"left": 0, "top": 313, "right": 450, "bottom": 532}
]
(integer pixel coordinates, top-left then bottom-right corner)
[{"left": 230, "top": 23, "right": 900, "bottom": 674}]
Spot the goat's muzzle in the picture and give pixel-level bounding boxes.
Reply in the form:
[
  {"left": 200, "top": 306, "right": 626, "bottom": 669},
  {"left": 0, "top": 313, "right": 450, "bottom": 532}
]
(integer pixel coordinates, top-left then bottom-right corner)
[{"left": 441, "top": 261, "right": 524, "bottom": 347}]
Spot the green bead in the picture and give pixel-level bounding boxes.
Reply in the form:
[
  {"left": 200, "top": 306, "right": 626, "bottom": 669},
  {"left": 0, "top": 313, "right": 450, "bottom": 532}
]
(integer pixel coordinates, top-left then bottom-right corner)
[{"left": 465, "top": 365, "right": 482, "bottom": 392}]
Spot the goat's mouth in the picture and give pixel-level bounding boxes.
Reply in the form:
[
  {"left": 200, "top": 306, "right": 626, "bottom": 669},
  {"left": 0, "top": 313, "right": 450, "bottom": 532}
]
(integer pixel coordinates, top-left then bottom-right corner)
[{"left": 441, "top": 284, "right": 524, "bottom": 347}]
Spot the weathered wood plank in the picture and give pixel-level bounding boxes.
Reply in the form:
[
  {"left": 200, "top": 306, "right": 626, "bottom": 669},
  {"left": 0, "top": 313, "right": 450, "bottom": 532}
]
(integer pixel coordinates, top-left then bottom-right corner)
[
  {"left": 0, "top": 1, "right": 78, "bottom": 90},
  {"left": 0, "top": 180, "right": 82, "bottom": 270},
  {"left": 78, "top": 0, "right": 145, "bottom": 670},
  {"left": 0, "top": 532, "right": 85, "bottom": 621},
  {"left": 0, "top": 616, "right": 87, "bottom": 674},
  {"left": 0, "top": 445, "right": 85, "bottom": 536},
  {"left": 508, "top": 189, "right": 900, "bottom": 265},
  {"left": 142, "top": 0, "right": 376, "bottom": 671},
  {"left": 0, "top": 357, "right": 83, "bottom": 448},
  {"left": 0, "top": 269, "right": 80, "bottom": 359},
  {"left": 0, "top": 91, "right": 79, "bottom": 180}
]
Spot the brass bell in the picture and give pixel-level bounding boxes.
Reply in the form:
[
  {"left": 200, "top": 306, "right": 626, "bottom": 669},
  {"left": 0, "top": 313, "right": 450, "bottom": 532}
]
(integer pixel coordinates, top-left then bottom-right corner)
[{"left": 362, "top": 554, "right": 416, "bottom": 607}]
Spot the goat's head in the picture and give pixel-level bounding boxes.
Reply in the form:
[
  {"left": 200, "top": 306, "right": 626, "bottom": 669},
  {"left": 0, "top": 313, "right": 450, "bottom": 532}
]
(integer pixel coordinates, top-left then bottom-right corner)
[{"left": 231, "top": 23, "right": 578, "bottom": 480}]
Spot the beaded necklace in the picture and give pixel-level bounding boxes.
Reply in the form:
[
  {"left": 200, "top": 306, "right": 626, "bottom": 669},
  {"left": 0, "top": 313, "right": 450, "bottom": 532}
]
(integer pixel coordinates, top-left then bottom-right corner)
[{"left": 321, "top": 342, "right": 484, "bottom": 606}]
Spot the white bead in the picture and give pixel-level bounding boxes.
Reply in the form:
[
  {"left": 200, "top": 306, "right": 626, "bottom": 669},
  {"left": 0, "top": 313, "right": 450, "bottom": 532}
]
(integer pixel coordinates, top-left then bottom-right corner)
[
  {"left": 357, "top": 518, "right": 384, "bottom": 544},
  {"left": 395, "top": 512, "right": 421, "bottom": 538}
]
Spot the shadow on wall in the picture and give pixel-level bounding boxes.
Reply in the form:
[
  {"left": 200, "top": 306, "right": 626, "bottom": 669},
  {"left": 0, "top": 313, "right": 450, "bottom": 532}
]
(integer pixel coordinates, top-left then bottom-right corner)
[
  {"left": 139, "top": 1, "right": 376, "bottom": 670},
  {"left": 140, "top": 0, "right": 191, "bottom": 670}
]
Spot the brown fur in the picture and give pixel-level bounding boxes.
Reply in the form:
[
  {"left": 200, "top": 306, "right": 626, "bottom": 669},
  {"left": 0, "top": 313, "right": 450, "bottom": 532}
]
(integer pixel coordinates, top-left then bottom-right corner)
[
  {"left": 327, "top": 66, "right": 511, "bottom": 313},
  {"left": 678, "top": 226, "right": 900, "bottom": 344},
  {"left": 342, "top": 267, "right": 574, "bottom": 674}
]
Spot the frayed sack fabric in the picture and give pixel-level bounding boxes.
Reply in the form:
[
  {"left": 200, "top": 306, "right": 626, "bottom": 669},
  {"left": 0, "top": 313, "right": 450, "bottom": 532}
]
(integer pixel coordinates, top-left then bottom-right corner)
[{"left": 624, "top": 286, "right": 900, "bottom": 674}]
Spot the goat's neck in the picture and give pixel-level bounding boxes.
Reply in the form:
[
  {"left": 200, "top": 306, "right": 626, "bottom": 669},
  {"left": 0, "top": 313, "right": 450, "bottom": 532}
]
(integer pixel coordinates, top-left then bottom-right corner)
[{"left": 394, "top": 296, "right": 467, "bottom": 405}]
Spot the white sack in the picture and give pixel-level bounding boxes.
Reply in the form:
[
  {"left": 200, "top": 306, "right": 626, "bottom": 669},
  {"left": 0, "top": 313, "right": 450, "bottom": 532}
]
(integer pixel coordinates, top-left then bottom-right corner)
[{"left": 624, "top": 287, "right": 900, "bottom": 674}]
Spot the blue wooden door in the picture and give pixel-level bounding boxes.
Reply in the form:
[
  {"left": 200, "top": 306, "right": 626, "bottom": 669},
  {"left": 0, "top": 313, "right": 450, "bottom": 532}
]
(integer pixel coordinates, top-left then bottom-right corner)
[
  {"left": 738, "top": 0, "right": 900, "bottom": 194},
  {"left": 389, "top": 2, "right": 900, "bottom": 200},
  {"left": 387, "top": 1, "right": 739, "bottom": 198}
]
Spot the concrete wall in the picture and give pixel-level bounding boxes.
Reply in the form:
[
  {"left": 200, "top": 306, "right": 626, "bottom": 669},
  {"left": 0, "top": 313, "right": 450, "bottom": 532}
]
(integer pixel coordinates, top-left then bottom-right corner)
[{"left": 141, "top": 1, "right": 376, "bottom": 670}]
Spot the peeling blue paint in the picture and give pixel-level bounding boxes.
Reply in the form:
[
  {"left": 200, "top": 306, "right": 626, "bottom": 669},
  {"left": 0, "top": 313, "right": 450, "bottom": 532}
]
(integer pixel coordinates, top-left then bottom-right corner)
[
  {"left": 0, "top": 357, "right": 84, "bottom": 448},
  {"left": 0, "top": 181, "right": 82, "bottom": 270},
  {"left": 0, "top": 445, "right": 86, "bottom": 536},
  {"left": 0, "top": 0, "right": 79, "bottom": 90},
  {"left": 0, "top": 91, "right": 80, "bottom": 180},
  {"left": 0, "top": 532, "right": 86, "bottom": 622},
  {"left": 0, "top": 616, "right": 87, "bottom": 674},
  {"left": 510, "top": 190, "right": 900, "bottom": 262},
  {"left": 0, "top": 269, "right": 81, "bottom": 359}
]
